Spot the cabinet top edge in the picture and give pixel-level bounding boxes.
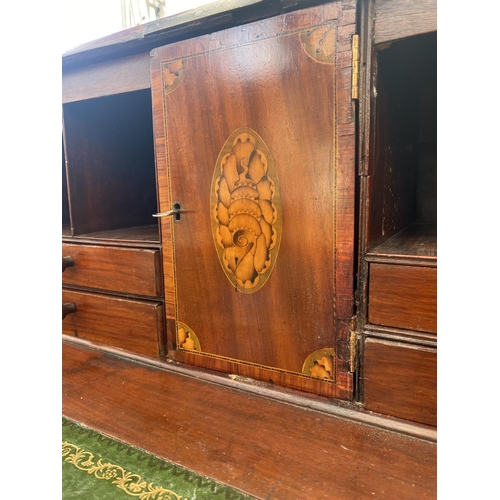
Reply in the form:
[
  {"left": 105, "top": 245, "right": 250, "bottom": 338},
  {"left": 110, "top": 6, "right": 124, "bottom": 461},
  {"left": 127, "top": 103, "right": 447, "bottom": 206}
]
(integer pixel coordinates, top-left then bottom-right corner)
[{"left": 62, "top": 0, "right": 337, "bottom": 70}]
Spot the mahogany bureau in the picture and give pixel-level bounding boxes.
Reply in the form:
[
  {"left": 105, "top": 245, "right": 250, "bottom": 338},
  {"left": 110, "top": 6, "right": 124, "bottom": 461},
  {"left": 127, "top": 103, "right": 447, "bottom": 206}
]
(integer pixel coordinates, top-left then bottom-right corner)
[{"left": 62, "top": 2, "right": 437, "bottom": 492}]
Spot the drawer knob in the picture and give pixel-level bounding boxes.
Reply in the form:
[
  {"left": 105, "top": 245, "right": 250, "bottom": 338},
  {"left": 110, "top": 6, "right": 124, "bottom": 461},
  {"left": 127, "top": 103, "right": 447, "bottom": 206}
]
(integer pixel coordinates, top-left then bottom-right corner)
[
  {"left": 62, "top": 256, "right": 74, "bottom": 272},
  {"left": 62, "top": 302, "right": 76, "bottom": 319}
]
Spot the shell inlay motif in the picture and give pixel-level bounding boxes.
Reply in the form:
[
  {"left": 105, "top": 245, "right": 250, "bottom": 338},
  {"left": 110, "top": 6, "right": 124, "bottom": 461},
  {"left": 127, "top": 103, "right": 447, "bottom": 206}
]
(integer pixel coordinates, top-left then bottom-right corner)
[{"left": 211, "top": 128, "right": 281, "bottom": 293}]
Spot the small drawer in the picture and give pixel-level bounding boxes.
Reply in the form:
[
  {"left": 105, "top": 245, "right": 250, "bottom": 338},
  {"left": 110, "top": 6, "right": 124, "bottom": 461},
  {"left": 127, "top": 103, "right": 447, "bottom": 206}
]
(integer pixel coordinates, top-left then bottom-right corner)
[
  {"left": 62, "top": 243, "right": 162, "bottom": 297},
  {"left": 363, "top": 338, "right": 436, "bottom": 426},
  {"left": 368, "top": 263, "right": 436, "bottom": 333},
  {"left": 62, "top": 289, "right": 164, "bottom": 357}
]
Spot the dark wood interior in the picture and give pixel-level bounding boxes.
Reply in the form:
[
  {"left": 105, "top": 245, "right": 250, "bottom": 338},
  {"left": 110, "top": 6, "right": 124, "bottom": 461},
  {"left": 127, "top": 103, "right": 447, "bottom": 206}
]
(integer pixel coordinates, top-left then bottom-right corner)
[
  {"left": 62, "top": 89, "right": 158, "bottom": 239},
  {"left": 368, "top": 32, "right": 437, "bottom": 252},
  {"left": 62, "top": 139, "right": 71, "bottom": 234},
  {"left": 359, "top": 28, "right": 437, "bottom": 428}
]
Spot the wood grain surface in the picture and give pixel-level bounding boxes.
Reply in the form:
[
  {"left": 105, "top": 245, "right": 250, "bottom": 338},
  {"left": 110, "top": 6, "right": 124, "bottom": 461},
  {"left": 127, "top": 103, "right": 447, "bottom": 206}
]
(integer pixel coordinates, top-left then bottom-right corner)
[
  {"left": 68, "top": 225, "right": 160, "bottom": 244},
  {"left": 62, "top": 290, "right": 165, "bottom": 357},
  {"left": 363, "top": 338, "right": 437, "bottom": 426},
  {"left": 62, "top": 342, "right": 437, "bottom": 499},
  {"left": 368, "top": 262, "right": 436, "bottom": 333},
  {"left": 367, "top": 223, "right": 437, "bottom": 260},
  {"left": 151, "top": 0, "right": 356, "bottom": 399},
  {"left": 62, "top": 52, "right": 151, "bottom": 103},
  {"left": 374, "top": 0, "right": 437, "bottom": 45},
  {"left": 62, "top": 243, "right": 162, "bottom": 297}
]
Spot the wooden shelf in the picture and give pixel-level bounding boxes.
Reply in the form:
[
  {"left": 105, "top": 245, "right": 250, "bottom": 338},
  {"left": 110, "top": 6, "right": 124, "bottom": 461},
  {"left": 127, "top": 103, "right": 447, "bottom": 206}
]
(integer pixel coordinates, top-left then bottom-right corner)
[
  {"left": 63, "top": 224, "right": 160, "bottom": 248},
  {"left": 73, "top": 224, "right": 159, "bottom": 242},
  {"left": 366, "top": 223, "right": 436, "bottom": 265}
]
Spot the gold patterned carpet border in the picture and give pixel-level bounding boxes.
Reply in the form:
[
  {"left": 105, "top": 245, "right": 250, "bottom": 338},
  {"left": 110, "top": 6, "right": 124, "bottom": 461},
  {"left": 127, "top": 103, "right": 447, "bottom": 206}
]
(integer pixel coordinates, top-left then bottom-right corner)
[
  {"left": 62, "top": 418, "right": 256, "bottom": 500},
  {"left": 63, "top": 441, "right": 187, "bottom": 500}
]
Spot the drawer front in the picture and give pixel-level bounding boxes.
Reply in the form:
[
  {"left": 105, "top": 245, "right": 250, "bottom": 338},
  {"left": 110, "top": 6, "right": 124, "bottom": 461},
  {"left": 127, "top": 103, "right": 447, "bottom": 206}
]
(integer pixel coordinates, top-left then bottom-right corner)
[
  {"left": 62, "top": 244, "right": 162, "bottom": 297},
  {"left": 363, "top": 339, "right": 436, "bottom": 426},
  {"left": 62, "top": 289, "right": 164, "bottom": 357},
  {"left": 368, "top": 263, "right": 436, "bottom": 333}
]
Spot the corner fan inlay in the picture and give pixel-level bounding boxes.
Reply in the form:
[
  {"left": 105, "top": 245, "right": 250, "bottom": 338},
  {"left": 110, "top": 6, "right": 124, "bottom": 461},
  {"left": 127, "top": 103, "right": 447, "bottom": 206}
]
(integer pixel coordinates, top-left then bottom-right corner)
[
  {"left": 211, "top": 129, "right": 281, "bottom": 292},
  {"left": 162, "top": 59, "right": 184, "bottom": 95},
  {"left": 302, "top": 349, "right": 335, "bottom": 381},
  {"left": 299, "top": 25, "right": 336, "bottom": 65}
]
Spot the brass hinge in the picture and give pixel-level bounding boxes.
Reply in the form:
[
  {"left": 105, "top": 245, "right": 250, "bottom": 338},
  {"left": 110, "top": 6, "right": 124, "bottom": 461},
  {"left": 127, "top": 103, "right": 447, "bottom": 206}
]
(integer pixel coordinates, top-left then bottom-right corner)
[
  {"left": 349, "top": 316, "right": 357, "bottom": 373},
  {"left": 352, "top": 34, "right": 360, "bottom": 100}
]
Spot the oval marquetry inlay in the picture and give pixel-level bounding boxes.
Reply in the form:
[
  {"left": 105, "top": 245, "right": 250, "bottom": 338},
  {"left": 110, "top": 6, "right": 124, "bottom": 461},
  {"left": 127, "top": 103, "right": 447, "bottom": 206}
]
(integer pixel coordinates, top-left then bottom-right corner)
[{"left": 211, "top": 128, "right": 281, "bottom": 293}]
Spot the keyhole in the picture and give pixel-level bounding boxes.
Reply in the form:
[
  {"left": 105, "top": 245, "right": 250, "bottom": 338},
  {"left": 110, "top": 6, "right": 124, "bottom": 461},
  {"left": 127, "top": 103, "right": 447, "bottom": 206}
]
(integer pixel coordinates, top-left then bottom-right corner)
[{"left": 173, "top": 202, "right": 181, "bottom": 222}]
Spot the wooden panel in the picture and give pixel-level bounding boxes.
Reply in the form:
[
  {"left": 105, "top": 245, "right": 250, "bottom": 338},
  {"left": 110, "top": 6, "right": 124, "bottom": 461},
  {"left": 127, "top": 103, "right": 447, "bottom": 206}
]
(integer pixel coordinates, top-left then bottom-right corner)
[
  {"left": 365, "top": 324, "right": 437, "bottom": 348},
  {"left": 62, "top": 244, "right": 162, "bottom": 297},
  {"left": 368, "top": 262, "right": 436, "bottom": 333},
  {"left": 62, "top": 52, "right": 151, "bottom": 103},
  {"left": 151, "top": 1, "right": 356, "bottom": 399},
  {"left": 374, "top": 0, "right": 437, "bottom": 45},
  {"left": 62, "top": 290, "right": 164, "bottom": 357},
  {"left": 363, "top": 338, "right": 436, "bottom": 426},
  {"left": 63, "top": 342, "right": 437, "bottom": 499}
]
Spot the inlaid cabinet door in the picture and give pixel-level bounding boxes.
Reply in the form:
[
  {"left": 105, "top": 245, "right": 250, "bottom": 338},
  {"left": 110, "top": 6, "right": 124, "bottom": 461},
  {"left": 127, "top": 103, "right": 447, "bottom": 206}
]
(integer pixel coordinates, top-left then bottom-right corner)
[{"left": 151, "top": 1, "right": 357, "bottom": 399}]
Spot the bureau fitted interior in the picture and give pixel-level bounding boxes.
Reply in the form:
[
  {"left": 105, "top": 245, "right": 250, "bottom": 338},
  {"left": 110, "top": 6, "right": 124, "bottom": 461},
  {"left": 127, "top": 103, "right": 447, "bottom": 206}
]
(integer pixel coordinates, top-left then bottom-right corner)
[
  {"left": 361, "top": 31, "right": 437, "bottom": 426},
  {"left": 62, "top": 87, "right": 165, "bottom": 356},
  {"left": 62, "top": 0, "right": 437, "bottom": 430},
  {"left": 62, "top": 2, "right": 437, "bottom": 497}
]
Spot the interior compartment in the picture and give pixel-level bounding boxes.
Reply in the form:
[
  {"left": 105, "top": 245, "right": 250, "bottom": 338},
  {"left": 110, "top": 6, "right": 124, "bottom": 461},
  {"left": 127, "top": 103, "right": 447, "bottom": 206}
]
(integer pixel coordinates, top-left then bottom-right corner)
[
  {"left": 367, "top": 32, "right": 437, "bottom": 257},
  {"left": 62, "top": 138, "right": 71, "bottom": 236},
  {"left": 62, "top": 89, "right": 159, "bottom": 242}
]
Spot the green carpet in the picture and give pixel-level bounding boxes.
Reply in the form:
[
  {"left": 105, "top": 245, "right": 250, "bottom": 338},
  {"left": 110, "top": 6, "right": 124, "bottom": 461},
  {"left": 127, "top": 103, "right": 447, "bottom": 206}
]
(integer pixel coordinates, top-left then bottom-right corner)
[{"left": 62, "top": 418, "right": 256, "bottom": 499}]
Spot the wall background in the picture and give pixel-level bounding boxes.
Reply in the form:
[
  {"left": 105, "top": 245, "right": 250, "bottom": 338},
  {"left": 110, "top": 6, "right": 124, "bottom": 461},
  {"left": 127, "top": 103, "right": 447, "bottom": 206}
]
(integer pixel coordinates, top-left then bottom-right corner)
[{"left": 62, "top": 0, "right": 213, "bottom": 53}]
